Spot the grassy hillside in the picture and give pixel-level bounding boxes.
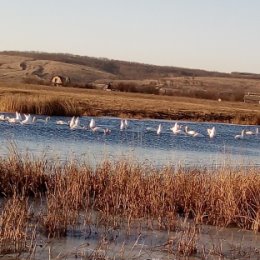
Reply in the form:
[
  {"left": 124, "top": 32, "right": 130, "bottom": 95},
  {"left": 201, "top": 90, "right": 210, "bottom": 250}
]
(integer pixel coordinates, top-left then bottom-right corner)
[
  {"left": 0, "top": 50, "right": 232, "bottom": 79},
  {"left": 0, "top": 53, "right": 115, "bottom": 85},
  {"left": 1, "top": 51, "right": 260, "bottom": 103}
]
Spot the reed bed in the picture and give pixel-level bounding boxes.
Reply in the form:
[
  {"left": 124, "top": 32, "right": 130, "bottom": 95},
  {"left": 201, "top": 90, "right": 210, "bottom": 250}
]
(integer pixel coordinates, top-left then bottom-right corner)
[
  {"left": 0, "top": 82, "right": 260, "bottom": 124},
  {"left": 0, "top": 95, "right": 83, "bottom": 116},
  {"left": 0, "top": 154, "right": 259, "bottom": 258},
  {"left": 0, "top": 155, "right": 259, "bottom": 236}
]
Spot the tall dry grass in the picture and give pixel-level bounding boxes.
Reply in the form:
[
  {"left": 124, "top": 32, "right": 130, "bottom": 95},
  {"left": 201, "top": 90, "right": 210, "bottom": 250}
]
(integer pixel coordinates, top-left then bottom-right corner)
[
  {"left": 0, "top": 154, "right": 259, "bottom": 241},
  {"left": 0, "top": 194, "right": 36, "bottom": 254},
  {"left": 0, "top": 154, "right": 259, "bottom": 257},
  {"left": 0, "top": 81, "right": 259, "bottom": 125},
  {"left": 0, "top": 95, "right": 83, "bottom": 116}
]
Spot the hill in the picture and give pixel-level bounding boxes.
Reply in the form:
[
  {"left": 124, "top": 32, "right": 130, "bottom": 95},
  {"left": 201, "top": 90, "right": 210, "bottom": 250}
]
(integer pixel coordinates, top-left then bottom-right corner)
[
  {"left": 0, "top": 53, "right": 115, "bottom": 85},
  {"left": 1, "top": 51, "right": 260, "bottom": 102},
  {"left": 0, "top": 50, "right": 238, "bottom": 82}
]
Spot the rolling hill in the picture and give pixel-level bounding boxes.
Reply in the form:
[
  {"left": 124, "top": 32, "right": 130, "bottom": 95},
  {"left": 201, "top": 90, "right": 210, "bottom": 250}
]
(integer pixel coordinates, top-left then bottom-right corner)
[
  {"left": 0, "top": 50, "right": 241, "bottom": 82},
  {"left": 1, "top": 51, "right": 260, "bottom": 102}
]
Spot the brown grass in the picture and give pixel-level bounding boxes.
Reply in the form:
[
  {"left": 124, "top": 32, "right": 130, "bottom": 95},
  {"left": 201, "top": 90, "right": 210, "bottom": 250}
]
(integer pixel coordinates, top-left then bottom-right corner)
[
  {"left": 0, "top": 194, "right": 35, "bottom": 254},
  {"left": 0, "top": 95, "right": 82, "bottom": 116},
  {"left": 0, "top": 82, "right": 259, "bottom": 124},
  {"left": 110, "top": 76, "right": 259, "bottom": 102},
  {"left": 0, "top": 154, "right": 259, "bottom": 236},
  {"left": 0, "top": 152, "right": 259, "bottom": 258}
]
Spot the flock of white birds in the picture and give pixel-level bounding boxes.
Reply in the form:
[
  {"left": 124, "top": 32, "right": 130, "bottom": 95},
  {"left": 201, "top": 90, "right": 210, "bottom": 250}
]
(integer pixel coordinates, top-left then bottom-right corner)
[{"left": 0, "top": 112, "right": 259, "bottom": 140}]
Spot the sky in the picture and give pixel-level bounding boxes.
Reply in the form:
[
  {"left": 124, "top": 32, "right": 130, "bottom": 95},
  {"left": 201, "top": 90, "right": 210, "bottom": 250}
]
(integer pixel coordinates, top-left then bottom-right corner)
[{"left": 1, "top": 0, "right": 260, "bottom": 73}]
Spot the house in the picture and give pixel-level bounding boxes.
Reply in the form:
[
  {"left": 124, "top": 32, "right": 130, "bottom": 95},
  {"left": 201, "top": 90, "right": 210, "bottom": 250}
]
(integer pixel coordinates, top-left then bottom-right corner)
[
  {"left": 51, "top": 75, "right": 70, "bottom": 86},
  {"left": 244, "top": 92, "right": 260, "bottom": 104}
]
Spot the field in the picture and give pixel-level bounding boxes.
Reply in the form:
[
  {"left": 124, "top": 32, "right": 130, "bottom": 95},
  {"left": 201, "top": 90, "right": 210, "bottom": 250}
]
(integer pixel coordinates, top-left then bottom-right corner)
[
  {"left": 0, "top": 81, "right": 259, "bottom": 124},
  {"left": 106, "top": 76, "right": 260, "bottom": 102}
]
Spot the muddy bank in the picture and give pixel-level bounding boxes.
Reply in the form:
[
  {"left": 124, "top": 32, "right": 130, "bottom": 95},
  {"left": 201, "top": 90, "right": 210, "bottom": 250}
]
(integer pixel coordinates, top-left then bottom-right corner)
[
  {"left": 82, "top": 107, "right": 259, "bottom": 125},
  {"left": 3, "top": 215, "right": 260, "bottom": 260},
  {"left": 0, "top": 82, "right": 259, "bottom": 125}
]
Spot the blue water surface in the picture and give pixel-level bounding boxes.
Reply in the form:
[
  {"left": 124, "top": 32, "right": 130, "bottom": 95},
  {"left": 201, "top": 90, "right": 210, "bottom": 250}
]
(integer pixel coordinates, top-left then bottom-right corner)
[{"left": 0, "top": 114, "right": 259, "bottom": 167}]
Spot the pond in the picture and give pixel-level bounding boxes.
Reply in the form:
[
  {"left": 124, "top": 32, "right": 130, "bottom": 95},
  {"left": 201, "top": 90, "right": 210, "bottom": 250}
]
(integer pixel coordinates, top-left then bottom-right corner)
[
  {"left": 0, "top": 114, "right": 259, "bottom": 167},
  {"left": 1, "top": 113, "right": 260, "bottom": 260}
]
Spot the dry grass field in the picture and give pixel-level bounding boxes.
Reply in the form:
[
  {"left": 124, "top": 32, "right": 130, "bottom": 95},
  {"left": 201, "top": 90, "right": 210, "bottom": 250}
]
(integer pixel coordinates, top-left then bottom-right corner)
[
  {"left": 0, "top": 54, "right": 115, "bottom": 85},
  {"left": 0, "top": 82, "right": 259, "bottom": 124},
  {"left": 109, "top": 76, "right": 260, "bottom": 101}
]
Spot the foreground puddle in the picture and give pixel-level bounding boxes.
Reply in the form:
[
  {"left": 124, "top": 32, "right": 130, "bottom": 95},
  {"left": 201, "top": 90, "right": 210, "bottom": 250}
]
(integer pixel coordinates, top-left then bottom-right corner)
[{"left": 3, "top": 218, "right": 260, "bottom": 260}]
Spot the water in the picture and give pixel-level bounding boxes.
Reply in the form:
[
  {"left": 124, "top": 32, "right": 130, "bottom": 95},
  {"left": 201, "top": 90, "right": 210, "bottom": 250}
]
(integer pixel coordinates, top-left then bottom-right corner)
[{"left": 0, "top": 114, "right": 259, "bottom": 167}]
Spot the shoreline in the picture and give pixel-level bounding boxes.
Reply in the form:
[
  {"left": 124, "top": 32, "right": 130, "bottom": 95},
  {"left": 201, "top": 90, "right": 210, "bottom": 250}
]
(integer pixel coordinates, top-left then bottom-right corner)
[
  {"left": 0, "top": 82, "right": 259, "bottom": 125},
  {"left": 1, "top": 110, "right": 260, "bottom": 127}
]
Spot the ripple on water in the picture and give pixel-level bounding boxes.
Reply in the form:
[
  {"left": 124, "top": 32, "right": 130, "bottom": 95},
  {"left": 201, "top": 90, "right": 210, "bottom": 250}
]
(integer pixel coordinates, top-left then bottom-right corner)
[{"left": 0, "top": 115, "right": 259, "bottom": 167}]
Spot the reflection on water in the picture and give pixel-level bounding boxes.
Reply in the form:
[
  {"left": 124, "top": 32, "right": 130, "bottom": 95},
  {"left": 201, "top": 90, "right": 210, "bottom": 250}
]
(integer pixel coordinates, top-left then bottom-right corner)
[{"left": 0, "top": 114, "right": 259, "bottom": 167}]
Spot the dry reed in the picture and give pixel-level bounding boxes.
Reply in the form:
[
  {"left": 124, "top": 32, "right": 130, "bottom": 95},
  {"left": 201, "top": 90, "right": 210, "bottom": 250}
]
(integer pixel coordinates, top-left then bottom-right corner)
[
  {"left": 0, "top": 154, "right": 259, "bottom": 240},
  {"left": 0, "top": 194, "right": 35, "bottom": 254},
  {"left": 0, "top": 95, "right": 83, "bottom": 116},
  {"left": 0, "top": 82, "right": 259, "bottom": 125}
]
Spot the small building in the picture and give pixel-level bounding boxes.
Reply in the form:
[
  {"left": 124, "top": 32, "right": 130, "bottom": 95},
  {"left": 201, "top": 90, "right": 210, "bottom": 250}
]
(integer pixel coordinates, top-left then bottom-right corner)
[
  {"left": 51, "top": 75, "right": 70, "bottom": 86},
  {"left": 244, "top": 92, "right": 260, "bottom": 104}
]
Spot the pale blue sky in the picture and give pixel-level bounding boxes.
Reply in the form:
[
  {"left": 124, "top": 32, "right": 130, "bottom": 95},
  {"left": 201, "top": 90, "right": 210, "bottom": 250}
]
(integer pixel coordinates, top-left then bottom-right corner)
[{"left": 1, "top": 0, "right": 260, "bottom": 73}]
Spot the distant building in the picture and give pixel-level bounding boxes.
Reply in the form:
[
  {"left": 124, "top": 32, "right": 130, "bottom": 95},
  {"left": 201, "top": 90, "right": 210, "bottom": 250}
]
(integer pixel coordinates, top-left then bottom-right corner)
[
  {"left": 244, "top": 92, "right": 260, "bottom": 104},
  {"left": 51, "top": 75, "right": 70, "bottom": 86}
]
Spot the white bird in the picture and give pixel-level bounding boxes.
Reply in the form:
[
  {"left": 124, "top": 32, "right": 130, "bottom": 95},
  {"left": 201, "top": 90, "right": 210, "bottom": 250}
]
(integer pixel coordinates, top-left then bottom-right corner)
[
  {"left": 235, "top": 130, "right": 245, "bottom": 140},
  {"left": 256, "top": 128, "right": 259, "bottom": 135},
  {"left": 21, "top": 114, "right": 35, "bottom": 125},
  {"left": 170, "top": 122, "right": 180, "bottom": 132},
  {"left": 92, "top": 126, "right": 102, "bottom": 132},
  {"left": 157, "top": 124, "right": 162, "bottom": 135},
  {"left": 120, "top": 119, "right": 126, "bottom": 130},
  {"left": 69, "top": 116, "right": 75, "bottom": 128},
  {"left": 7, "top": 117, "right": 18, "bottom": 123},
  {"left": 56, "top": 120, "right": 68, "bottom": 125},
  {"left": 185, "top": 126, "right": 196, "bottom": 136},
  {"left": 193, "top": 132, "right": 205, "bottom": 138},
  {"left": 146, "top": 127, "right": 156, "bottom": 131},
  {"left": 207, "top": 126, "right": 216, "bottom": 138},
  {"left": 92, "top": 126, "right": 111, "bottom": 135},
  {"left": 185, "top": 126, "right": 204, "bottom": 137},
  {"left": 70, "top": 117, "right": 80, "bottom": 129},
  {"left": 36, "top": 116, "right": 50, "bottom": 124},
  {"left": 0, "top": 114, "right": 5, "bottom": 121},
  {"left": 245, "top": 130, "right": 254, "bottom": 135},
  {"left": 171, "top": 123, "right": 186, "bottom": 135},
  {"left": 7, "top": 111, "right": 22, "bottom": 123},
  {"left": 16, "top": 112, "right": 22, "bottom": 121},
  {"left": 89, "top": 118, "right": 96, "bottom": 129},
  {"left": 174, "top": 129, "right": 186, "bottom": 135},
  {"left": 104, "top": 128, "right": 111, "bottom": 135}
]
